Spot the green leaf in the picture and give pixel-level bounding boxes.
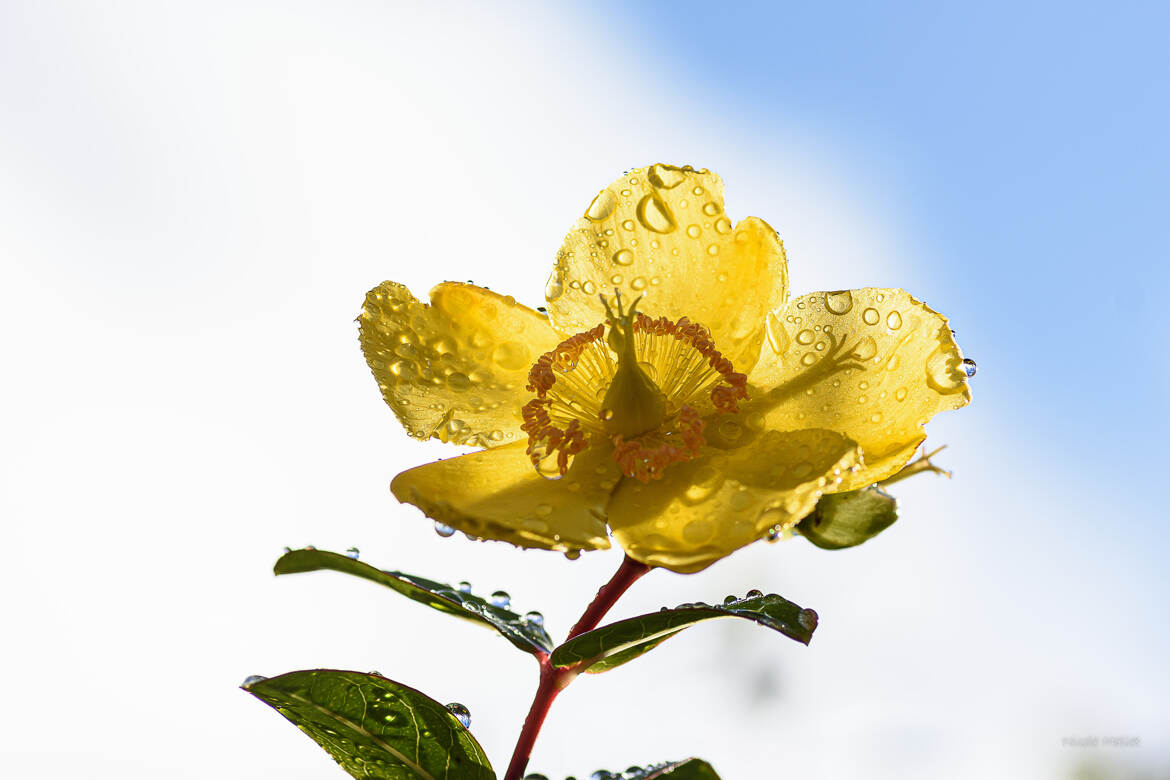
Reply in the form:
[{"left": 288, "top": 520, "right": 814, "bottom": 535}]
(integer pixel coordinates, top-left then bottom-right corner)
[
  {"left": 243, "top": 669, "right": 494, "bottom": 780},
  {"left": 587, "top": 758, "right": 721, "bottom": 779},
  {"left": 275, "top": 549, "right": 552, "bottom": 654},
  {"left": 797, "top": 486, "right": 898, "bottom": 549},
  {"left": 550, "top": 592, "right": 817, "bottom": 673}
]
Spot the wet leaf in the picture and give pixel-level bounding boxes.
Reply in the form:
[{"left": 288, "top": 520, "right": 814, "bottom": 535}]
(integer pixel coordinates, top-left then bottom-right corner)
[
  {"left": 550, "top": 592, "right": 816, "bottom": 673},
  {"left": 275, "top": 548, "right": 552, "bottom": 654},
  {"left": 587, "top": 758, "right": 721, "bottom": 779},
  {"left": 243, "top": 669, "right": 494, "bottom": 779},
  {"left": 797, "top": 486, "right": 898, "bottom": 550}
]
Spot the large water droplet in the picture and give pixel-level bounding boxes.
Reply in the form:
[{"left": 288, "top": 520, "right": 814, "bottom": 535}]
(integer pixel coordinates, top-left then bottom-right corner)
[
  {"left": 925, "top": 346, "right": 966, "bottom": 394},
  {"left": 852, "top": 335, "right": 879, "bottom": 361},
  {"left": 434, "top": 521, "right": 456, "bottom": 538},
  {"left": 825, "top": 290, "right": 853, "bottom": 315},
  {"left": 523, "top": 610, "right": 544, "bottom": 627},
  {"left": 962, "top": 358, "right": 977, "bottom": 377},
  {"left": 765, "top": 312, "right": 790, "bottom": 354},
  {"left": 457, "top": 580, "right": 472, "bottom": 594},
  {"left": 545, "top": 272, "right": 564, "bottom": 301},
  {"left": 241, "top": 675, "right": 267, "bottom": 687},
  {"left": 345, "top": 547, "right": 360, "bottom": 560},
  {"left": 445, "top": 702, "right": 471, "bottom": 728},
  {"left": 636, "top": 193, "right": 676, "bottom": 233},
  {"left": 886, "top": 310, "right": 903, "bottom": 330},
  {"left": 862, "top": 307, "right": 880, "bottom": 325},
  {"left": 585, "top": 189, "right": 617, "bottom": 221},
  {"left": 647, "top": 163, "right": 687, "bottom": 189},
  {"left": 490, "top": 590, "right": 511, "bottom": 608},
  {"left": 745, "top": 588, "right": 764, "bottom": 599},
  {"left": 796, "top": 329, "right": 814, "bottom": 345},
  {"left": 612, "top": 248, "right": 634, "bottom": 266}
]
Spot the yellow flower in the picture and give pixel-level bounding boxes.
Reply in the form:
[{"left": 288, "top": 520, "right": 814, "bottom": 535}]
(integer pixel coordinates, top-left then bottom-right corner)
[{"left": 360, "top": 165, "right": 972, "bottom": 573}]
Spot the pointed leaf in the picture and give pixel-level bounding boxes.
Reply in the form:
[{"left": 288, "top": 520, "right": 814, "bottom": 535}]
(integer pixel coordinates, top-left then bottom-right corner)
[
  {"left": 797, "top": 486, "right": 898, "bottom": 549},
  {"left": 275, "top": 549, "right": 552, "bottom": 654},
  {"left": 588, "top": 758, "right": 720, "bottom": 779},
  {"left": 243, "top": 669, "right": 494, "bottom": 779},
  {"left": 550, "top": 592, "right": 817, "bottom": 673}
]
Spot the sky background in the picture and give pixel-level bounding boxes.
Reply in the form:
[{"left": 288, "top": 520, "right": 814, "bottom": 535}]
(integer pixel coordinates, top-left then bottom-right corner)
[{"left": 2, "top": 1, "right": 1168, "bottom": 778}]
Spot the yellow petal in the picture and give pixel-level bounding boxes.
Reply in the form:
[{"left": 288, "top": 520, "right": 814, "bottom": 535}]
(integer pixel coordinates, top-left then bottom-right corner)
[
  {"left": 747, "top": 288, "right": 971, "bottom": 489},
  {"left": 359, "top": 281, "right": 562, "bottom": 447},
  {"left": 391, "top": 442, "right": 619, "bottom": 554},
  {"left": 545, "top": 164, "right": 788, "bottom": 370},
  {"left": 608, "top": 429, "right": 860, "bottom": 573}
]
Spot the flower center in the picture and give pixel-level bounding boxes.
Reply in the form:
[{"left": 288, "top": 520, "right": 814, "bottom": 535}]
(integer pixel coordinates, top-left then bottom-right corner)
[{"left": 521, "top": 294, "right": 748, "bottom": 482}]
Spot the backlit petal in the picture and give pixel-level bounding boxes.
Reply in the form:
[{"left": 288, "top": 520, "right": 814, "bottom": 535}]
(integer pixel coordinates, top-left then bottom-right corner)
[
  {"left": 545, "top": 164, "right": 788, "bottom": 370},
  {"left": 608, "top": 429, "right": 860, "bottom": 573},
  {"left": 747, "top": 288, "right": 971, "bottom": 489},
  {"left": 360, "top": 281, "right": 562, "bottom": 447},
  {"left": 390, "top": 442, "right": 618, "bottom": 554}
]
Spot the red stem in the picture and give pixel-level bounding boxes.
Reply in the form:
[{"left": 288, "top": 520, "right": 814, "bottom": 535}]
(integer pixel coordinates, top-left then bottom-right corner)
[{"left": 502, "top": 555, "right": 650, "bottom": 780}]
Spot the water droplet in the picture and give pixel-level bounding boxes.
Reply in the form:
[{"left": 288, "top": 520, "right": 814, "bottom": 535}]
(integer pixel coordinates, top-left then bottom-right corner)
[
  {"left": 926, "top": 346, "right": 967, "bottom": 394},
  {"left": 545, "top": 272, "right": 564, "bottom": 301},
  {"left": 851, "top": 335, "right": 879, "bottom": 361},
  {"left": 281, "top": 546, "right": 292, "bottom": 554},
  {"left": 445, "top": 702, "right": 471, "bottom": 728},
  {"left": 895, "top": 386, "right": 908, "bottom": 401},
  {"left": 765, "top": 312, "right": 790, "bottom": 354},
  {"left": 702, "top": 202, "right": 720, "bottom": 216},
  {"left": 800, "top": 353, "right": 817, "bottom": 366},
  {"left": 685, "top": 224, "right": 701, "bottom": 239},
  {"left": 765, "top": 524, "right": 782, "bottom": 542},
  {"left": 825, "top": 290, "right": 853, "bottom": 315},
  {"left": 714, "top": 216, "right": 732, "bottom": 234},
  {"left": 682, "top": 519, "right": 713, "bottom": 543},
  {"left": 345, "top": 547, "right": 360, "bottom": 560},
  {"left": 613, "top": 248, "right": 634, "bottom": 266},
  {"left": 718, "top": 419, "right": 742, "bottom": 441},
  {"left": 706, "top": 243, "right": 719, "bottom": 256},
  {"left": 862, "top": 307, "right": 880, "bottom": 325},
  {"left": 620, "top": 219, "right": 635, "bottom": 231},
  {"left": 886, "top": 310, "right": 903, "bottom": 330},
  {"left": 723, "top": 595, "right": 738, "bottom": 605},
  {"left": 636, "top": 193, "right": 676, "bottom": 233},
  {"left": 490, "top": 590, "right": 511, "bottom": 608},
  {"left": 631, "top": 276, "right": 647, "bottom": 291},
  {"left": 564, "top": 549, "right": 581, "bottom": 561},
  {"left": 962, "top": 358, "right": 977, "bottom": 377},
  {"left": 745, "top": 588, "right": 763, "bottom": 599},
  {"left": 241, "top": 675, "right": 266, "bottom": 687},
  {"left": 523, "top": 611, "right": 544, "bottom": 627},
  {"left": 585, "top": 189, "right": 617, "bottom": 221},
  {"left": 492, "top": 341, "right": 530, "bottom": 371},
  {"left": 647, "top": 163, "right": 687, "bottom": 189},
  {"left": 523, "top": 774, "right": 550, "bottom": 780},
  {"left": 457, "top": 580, "right": 472, "bottom": 594},
  {"left": 304, "top": 545, "right": 316, "bottom": 550},
  {"left": 582, "top": 280, "right": 597, "bottom": 295},
  {"left": 796, "top": 329, "right": 814, "bottom": 345},
  {"left": 434, "top": 521, "right": 456, "bottom": 538}
]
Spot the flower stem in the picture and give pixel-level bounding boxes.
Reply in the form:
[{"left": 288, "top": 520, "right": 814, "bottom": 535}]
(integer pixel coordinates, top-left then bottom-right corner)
[{"left": 502, "top": 555, "right": 651, "bottom": 780}]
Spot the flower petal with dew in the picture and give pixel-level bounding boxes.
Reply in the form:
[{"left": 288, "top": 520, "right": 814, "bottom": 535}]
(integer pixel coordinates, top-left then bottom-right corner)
[
  {"left": 741, "top": 288, "right": 971, "bottom": 490},
  {"left": 390, "top": 442, "right": 619, "bottom": 556},
  {"left": 608, "top": 429, "right": 861, "bottom": 573},
  {"left": 545, "top": 164, "right": 787, "bottom": 369},
  {"left": 361, "top": 164, "right": 972, "bottom": 573},
  {"left": 360, "top": 281, "right": 562, "bottom": 447}
]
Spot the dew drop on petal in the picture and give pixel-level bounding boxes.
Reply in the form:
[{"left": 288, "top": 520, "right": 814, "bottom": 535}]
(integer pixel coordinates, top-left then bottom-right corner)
[
  {"left": 765, "top": 312, "right": 790, "bottom": 354},
  {"left": 490, "top": 590, "right": 511, "bottom": 608},
  {"left": 585, "top": 189, "right": 617, "bottom": 221},
  {"left": 544, "top": 271, "right": 564, "bottom": 301},
  {"left": 457, "top": 580, "right": 472, "bottom": 594},
  {"left": 825, "top": 290, "right": 853, "bottom": 315},
  {"left": 345, "top": 547, "right": 360, "bottom": 560},
  {"left": 962, "top": 357, "right": 978, "bottom": 377},
  {"left": 745, "top": 588, "right": 764, "bottom": 599},
  {"left": 636, "top": 193, "right": 676, "bottom": 233},
  {"left": 241, "top": 675, "right": 267, "bottom": 688},
  {"left": 434, "top": 521, "right": 456, "bottom": 538},
  {"left": 612, "top": 248, "right": 634, "bottom": 266},
  {"left": 862, "top": 307, "right": 880, "bottom": 325},
  {"left": 886, "top": 310, "right": 903, "bottom": 330},
  {"left": 523, "top": 611, "right": 544, "bottom": 627},
  {"left": 445, "top": 702, "right": 471, "bottom": 728}
]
